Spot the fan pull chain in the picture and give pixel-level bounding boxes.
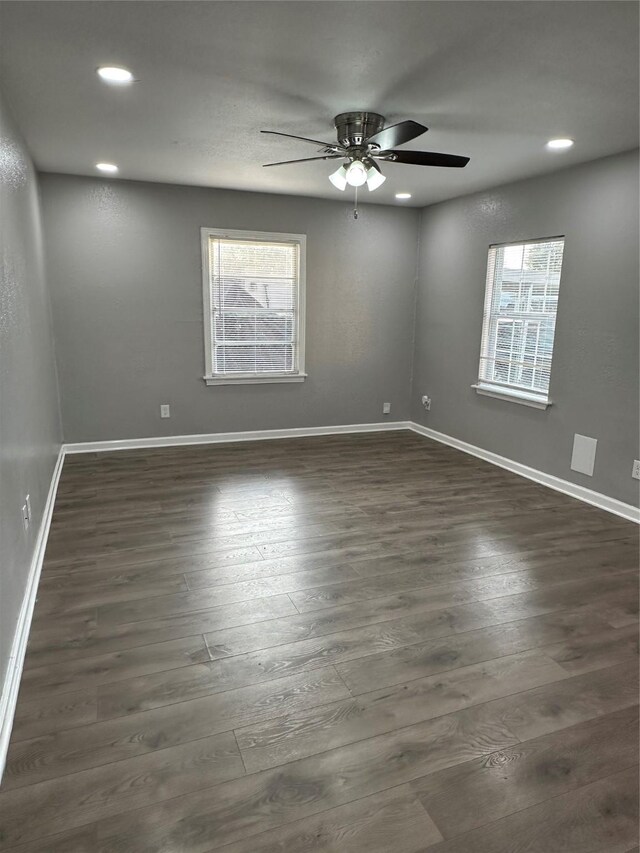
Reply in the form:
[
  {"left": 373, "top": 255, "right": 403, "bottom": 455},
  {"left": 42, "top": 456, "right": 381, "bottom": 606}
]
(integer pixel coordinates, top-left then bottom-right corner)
[{"left": 353, "top": 185, "right": 358, "bottom": 220}]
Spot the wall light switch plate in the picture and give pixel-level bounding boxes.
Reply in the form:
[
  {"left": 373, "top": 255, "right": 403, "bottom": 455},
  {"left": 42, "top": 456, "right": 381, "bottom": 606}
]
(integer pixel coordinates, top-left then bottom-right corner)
[
  {"left": 22, "top": 504, "right": 29, "bottom": 531},
  {"left": 632, "top": 460, "right": 640, "bottom": 480},
  {"left": 570, "top": 434, "right": 597, "bottom": 477},
  {"left": 25, "top": 494, "right": 32, "bottom": 521},
  {"left": 383, "top": 402, "right": 391, "bottom": 414},
  {"left": 160, "top": 404, "right": 171, "bottom": 418}
]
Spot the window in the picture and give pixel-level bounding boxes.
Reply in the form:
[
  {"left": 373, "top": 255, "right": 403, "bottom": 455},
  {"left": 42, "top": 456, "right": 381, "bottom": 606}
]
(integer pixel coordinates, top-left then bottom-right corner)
[
  {"left": 201, "top": 229, "right": 306, "bottom": 385},
  {"left": 473, "top": 237, "right": 565, "bottom": 408}
]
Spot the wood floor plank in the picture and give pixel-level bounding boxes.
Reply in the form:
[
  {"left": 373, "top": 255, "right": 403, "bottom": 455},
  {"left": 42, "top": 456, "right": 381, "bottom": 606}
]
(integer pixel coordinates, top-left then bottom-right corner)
[
  {"left": 93, "top": 701, "right": 521, "bottom": 853},
  {"left": 26, "top": 564, "right": 625, "bottom": 673},
  {"left": 203, "top": 576, "right": 634, "bottom": 662},
  {"left": 164, "top": 519, "right": 350, "bottom": 555},
  {"left": 491, "top": 660, "right": 639, "bottom": 741},
  {"left": 17, "top": 634, "right": 210, "bottom": 701},
  {"left": 287, "top": 559, "right": 637, "bottom": 614},
  {"left": 99, "top": 598, "right": 601, "bottom": 720},
  {"left": 209, "top": 785, "right": 443, "bottom": 853},
  {"left": 46, "top": 515, "right": 168, "bottom": 544},
  {"left": 481, "top": 573, "right": 637, "bottom": 622},
  {"left": 9, "top": 689, "right": 97, "bottom": 742},
  {"left": 24, "top": 594, "right": 299, "bottom": 670},
  {"left": 43, "top": 540, "right": 266, "bottom": 575},
  {"left": 233, "top": 503, "right": 368, "bottom": 524},
  {"left": 184, "top": 558, "right": 359, "bottom": 593},
  {"left": 170, "top": 518, "right": 351, "bottom": 547},
  {"left": 420, "top": 767, "right": 638, "bottom": 853},
  {"left": 39, "top": 549, "right": 350, "bottom": 589},
  {"left": 33, "top": 571, "right": 190, "bottom": 614},
  {"left": 590, "top": 588, "right": 640, "bottom": 628},
  {"left": 97, "top": 563, "right": 361, "bottom": 626},
  {"left": 43, "top": 525, "right": 174, "bottom": 561},
  {"left": 96, "top": 578, "right": 635, "bottom": 721},
  {"left": 205, "top": 598, "right": 513, "bottom": 662},
  {"left": 252, "top": 513, "right": 631, "bottom": 564},
  {"left": 25, "top": 609, "right": 97, "bottom": 648},
  {"left": 2, "top": 825, "right": 98, "bottom": 853},
  {"left": 347, "top": 538, "right": 638, "bottom": 581},
  {"left": 334, "top": 608, "right": 615, "bottom": 695},
  {"left": 5, "top": 667, "right": 349, "bottom": 789},
  {"left": 542, "top": 623, "right": 638, "bottom": 675},
  {"left": 411, "top": 705, "right": 639, "bottom": 838},
  {"left": 0, "top": 732, "right": 244, "bottom": 847},
  {"left": 235, "top": 650, "right": 568, "bottom": 772}
]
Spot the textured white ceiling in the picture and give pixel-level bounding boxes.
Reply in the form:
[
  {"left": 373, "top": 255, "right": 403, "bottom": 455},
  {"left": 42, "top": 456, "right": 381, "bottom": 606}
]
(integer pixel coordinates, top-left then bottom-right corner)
[{"left": 1, "top": 1, "right": 637, "bottom": 206}]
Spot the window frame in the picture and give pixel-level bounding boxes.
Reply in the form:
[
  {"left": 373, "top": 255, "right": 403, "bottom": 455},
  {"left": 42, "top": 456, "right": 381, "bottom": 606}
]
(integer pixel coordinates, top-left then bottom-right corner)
[
  {"left": 472, "top": 235, "right": 565, "bottom": 409},
  {"left": 201, "top": 227, "right": 307, "bottom": 386}
]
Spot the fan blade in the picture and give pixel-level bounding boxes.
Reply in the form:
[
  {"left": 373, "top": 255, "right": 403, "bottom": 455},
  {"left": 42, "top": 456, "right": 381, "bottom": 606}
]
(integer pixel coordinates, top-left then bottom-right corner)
[
  {"left": 378, "top": 150, "right": 470, "bottom": 168},
  {"left": 261, "top": 130, "right": 343, "bottom": 151},
  {"left": 263, "top": 155, "right": 343, "bottom": 167},
  {"left": 367, "top": 120, "right": 428, "bottom": 149}
]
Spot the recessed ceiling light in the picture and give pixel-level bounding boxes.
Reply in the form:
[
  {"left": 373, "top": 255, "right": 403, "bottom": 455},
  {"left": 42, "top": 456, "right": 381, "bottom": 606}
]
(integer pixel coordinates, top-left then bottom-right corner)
[
  {"left": 97, "top": 66, "right": 134, "bottom": 84},
  {"left": 395, "top": 192, "right": 412, "bottom": 200},
  {"left": 95, "top": 162, "right": 119, "bottom": 173},
  {"left": 546, "top": 138, "right": 574, "bottom": 150}
]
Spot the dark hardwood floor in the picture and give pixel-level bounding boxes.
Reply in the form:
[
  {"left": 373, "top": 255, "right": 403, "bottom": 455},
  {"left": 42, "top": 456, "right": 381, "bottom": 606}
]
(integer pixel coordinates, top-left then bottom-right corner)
[{"left": 1, "top": 431, "right": 638, "bottom": 852}]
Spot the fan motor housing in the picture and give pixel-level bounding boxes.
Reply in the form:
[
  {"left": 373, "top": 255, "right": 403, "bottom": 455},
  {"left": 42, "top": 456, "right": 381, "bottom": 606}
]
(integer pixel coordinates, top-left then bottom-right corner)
[{"left": 334, "top": 112, "right": 385, "bottom": 150}]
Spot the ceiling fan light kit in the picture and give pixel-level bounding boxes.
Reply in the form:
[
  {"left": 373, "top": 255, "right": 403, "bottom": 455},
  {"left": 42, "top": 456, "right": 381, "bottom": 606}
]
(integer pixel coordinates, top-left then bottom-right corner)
[
  {"left": 328, "top": 162, "right": 386, "bottom": 192},
  {"left": 345, "top": 159, "right": 368, "bottom": 187},
  {"left": 366, "top": 166, "right": 386, "bottom": 191},
  {"left": 328, "top": 165, "right": 348, "bottom": 191},
  {"left": 261, "top": 110, "right": 470, "bottom": 215}
]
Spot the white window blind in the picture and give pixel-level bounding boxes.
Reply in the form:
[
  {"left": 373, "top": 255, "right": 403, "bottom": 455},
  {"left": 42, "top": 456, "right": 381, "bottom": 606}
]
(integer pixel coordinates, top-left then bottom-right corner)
[
  {"left": 476, "top": 237, "right": 565, "bottom": 404},
  {"left": 201, "top": 229, "right": 306, "bottom": 384}
]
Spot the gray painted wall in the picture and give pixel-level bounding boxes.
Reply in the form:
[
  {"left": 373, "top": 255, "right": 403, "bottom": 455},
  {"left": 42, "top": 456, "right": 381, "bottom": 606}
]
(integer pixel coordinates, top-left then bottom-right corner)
[
  {"left": 40, "top": 174, "right": 419, "bottom": 442},
  {"left": 37, "top": 152, "right": 639, "bottom": 507},
  {"left": 0, "top": 93, "right": 62, "bottom": 693},
  {"left": 411, "top": 150, "right": 639, "bottom": 506}
]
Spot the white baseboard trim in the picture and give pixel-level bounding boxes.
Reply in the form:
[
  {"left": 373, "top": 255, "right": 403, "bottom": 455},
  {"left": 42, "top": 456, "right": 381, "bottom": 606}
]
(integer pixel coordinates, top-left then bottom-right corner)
[
  {"left": 0, "top": 446, "right": 65, "bottom": 781},
  {"left": 409, "top": 422, "right": 640, "bottom": 524},
  {"left": 62, "top": 421, "right": 413, "bottom": 454}
]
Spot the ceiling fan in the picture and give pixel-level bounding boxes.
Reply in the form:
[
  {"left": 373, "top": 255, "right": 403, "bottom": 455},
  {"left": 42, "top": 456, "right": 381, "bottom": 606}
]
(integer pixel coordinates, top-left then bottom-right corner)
[{"left": 261, "top": 111, "right": 470, "bottom": 193}]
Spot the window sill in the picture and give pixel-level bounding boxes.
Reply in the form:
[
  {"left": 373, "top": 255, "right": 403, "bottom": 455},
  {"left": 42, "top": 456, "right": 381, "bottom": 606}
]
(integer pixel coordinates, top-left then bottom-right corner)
[
  {"left": 471, "top": 383, "right": 552, "bottom": 410},
  {"left": 204, "top": 373, "right": 307, "bottom": 386}
]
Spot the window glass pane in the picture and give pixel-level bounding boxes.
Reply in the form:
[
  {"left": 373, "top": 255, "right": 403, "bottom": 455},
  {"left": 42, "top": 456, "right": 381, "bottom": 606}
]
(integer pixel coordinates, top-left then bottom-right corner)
[
  {"left": 207, "top": 235, "right": 301, "bottom": 377},
  {"left": 478, "top": 238, "right": 564, "bottom": 396}
]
